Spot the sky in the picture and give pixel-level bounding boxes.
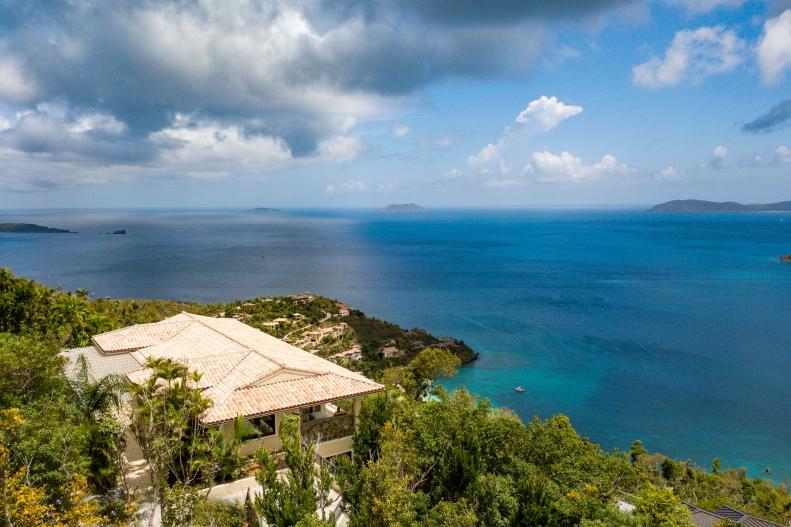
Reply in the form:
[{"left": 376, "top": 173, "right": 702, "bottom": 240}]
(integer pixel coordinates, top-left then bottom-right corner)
[{"left": 0, "top": 0, "right": 790, "bottom": 208}]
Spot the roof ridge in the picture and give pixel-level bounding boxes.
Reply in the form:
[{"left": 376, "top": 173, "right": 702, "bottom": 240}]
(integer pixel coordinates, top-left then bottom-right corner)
[
  {"left": 185, "top": 313, "right": 290, "bottom": 369},
  {"left": 237, "top": 371, "right": 330, "bottom": 390}
]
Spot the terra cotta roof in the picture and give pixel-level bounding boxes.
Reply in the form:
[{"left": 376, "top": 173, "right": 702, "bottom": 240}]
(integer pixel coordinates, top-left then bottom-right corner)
[{"left": 76, "top": 312, "right": 383, "bottom": 423}]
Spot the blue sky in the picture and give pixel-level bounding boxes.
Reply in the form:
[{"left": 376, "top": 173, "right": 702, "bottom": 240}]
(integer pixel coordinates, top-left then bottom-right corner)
[{"left": 0, "top": 0, "right": 790, "bottom": 208}]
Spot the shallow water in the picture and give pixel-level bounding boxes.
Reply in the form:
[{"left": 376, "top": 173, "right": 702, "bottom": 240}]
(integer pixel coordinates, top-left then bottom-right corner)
[{"left": 2, "top": 208, "right": 790, "bottom": 478}]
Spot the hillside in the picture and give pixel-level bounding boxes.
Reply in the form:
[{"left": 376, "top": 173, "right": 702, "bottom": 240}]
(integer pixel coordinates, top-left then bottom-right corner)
[
  {"left": 651, "top": 200, "right": 791, "bottom": 212},
  {"left": 0, "top": 269, "right": 477, "bottom": 378},
  {"left": 0, "top": 223, "right": 73, "bottom": 233}
]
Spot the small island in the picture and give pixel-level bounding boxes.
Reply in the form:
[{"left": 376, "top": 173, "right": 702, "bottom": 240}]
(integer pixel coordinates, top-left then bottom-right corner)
[
  {"left": 651, "top": 199, "right": 791, "bottom": 213},
  {"left": 247, "top": 207, "right": 281, "bottom": 214},
  {"left": 0, "top": 223, "right": 73, "bottom": 233},
  {"left": 385, "top": 203, "right": 425, "bottom": 212}
]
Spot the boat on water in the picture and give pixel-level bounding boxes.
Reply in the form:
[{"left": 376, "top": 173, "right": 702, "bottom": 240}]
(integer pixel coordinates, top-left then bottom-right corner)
[{"left": 514, "top": 386, "right": 525, "bottom": 393}]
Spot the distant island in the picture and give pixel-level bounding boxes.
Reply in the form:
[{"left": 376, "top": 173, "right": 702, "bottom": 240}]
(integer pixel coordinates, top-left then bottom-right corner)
[
  {"left": 651, "top": 200, "right": 791, "bottom": 213},
  {"left": 0, "top": 223, "right": 73, "bottom": 233},
  {"left": 385, "top": 203, "right": 424, "bottom": 212},
  {"left": 108, "top": 229, "right": 126, "bottom": 235},
  {"left": 247, "top": 207, "right": 281, "bottom": 214}
]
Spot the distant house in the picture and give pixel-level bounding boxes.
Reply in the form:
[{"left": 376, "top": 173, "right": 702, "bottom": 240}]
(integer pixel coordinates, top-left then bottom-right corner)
[
  {"left": 332, "top": 345, "right": 363, "bottom": 361},
  {"left": 62, "top": 313, "right": 384, "bottom": 463},
  {"left": 381, "top": 346, "right": 403, "bottom": 358},
  {"left": 336, "top": 303, "right": 350, "bottom": 317},
  {"left": 686, "top": 504, "right": 785, "bottom": 527},
  {"left": 289, "top": 292, "right": 315, "bottom": 303}
]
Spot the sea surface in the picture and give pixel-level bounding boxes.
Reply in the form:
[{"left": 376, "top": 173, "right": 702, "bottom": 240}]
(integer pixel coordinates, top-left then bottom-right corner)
[{"left": 1, "top": 208, "right": 790, "bottom": 479}]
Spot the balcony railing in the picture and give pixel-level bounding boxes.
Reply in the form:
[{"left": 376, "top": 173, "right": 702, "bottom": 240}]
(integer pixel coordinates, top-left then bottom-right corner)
[{"left": 301, "top": 413, "right": 355, "bottom": 442}]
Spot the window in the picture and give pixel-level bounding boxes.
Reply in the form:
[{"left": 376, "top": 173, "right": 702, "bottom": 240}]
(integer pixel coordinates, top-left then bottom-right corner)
[{"left": 247, "top": 414, "right": 275, "bottom": 438}]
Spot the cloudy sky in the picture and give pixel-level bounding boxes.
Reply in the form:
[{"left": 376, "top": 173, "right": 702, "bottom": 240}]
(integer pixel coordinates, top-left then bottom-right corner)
[{"left": 1, "top": 0, "right": 790, "bottom": 208}]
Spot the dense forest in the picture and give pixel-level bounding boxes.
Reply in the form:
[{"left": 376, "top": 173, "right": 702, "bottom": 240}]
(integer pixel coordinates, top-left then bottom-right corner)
[{"left": 0, "top": 268, "right": 788, "bottom": 526}]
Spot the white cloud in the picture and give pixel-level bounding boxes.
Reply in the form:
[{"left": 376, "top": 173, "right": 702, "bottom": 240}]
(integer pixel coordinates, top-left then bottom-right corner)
[
  {"left": 393, "top": 124, "right": 410, "bottom": 138},
  {"left": 467, "top": 143, "right": 499, "bottom": 166},
  {"left": 68, "top": 113, "right": 126, "bottom": 135},
  {"left": 444, "top": 168, "right": 464, "bottom": 180},
  {"left": 0, "top": 117, "right": 10, "bottom": 131},
  {"left": 658, "top": 166, "right": 685, "bottom": 180},
  {"left": 528, "top": 150, "right": 632, "bottom": 183},
  {"left": 757, "top": 10, "right": 791, "bottom": 85},
  {"left": 702, "top": 144, "right": 728, "bottom": 170},
  {"left": 0, "top": 52, "right": 38, "bottom": 102},
  {"left": 316, "top": 135, "right": 365, "bottom": 162},
  {"left": 150, "top": 116, "right": 293, "bottom": 166},
  {"left": 325, "top": 179, "right": 367, "bottom": 194},
  {"left": 663, "top": 0, "right": 745, "bottom": 14},
  {"left": 514, "top": 95, "right": 583, "bottom": 131},
  {"left": 632, "top": 26, "right": 745, "bottom": 88},
  {"left": 753, "top": 144, "right": 791, "bottom": 165},
  {"left": 436, "top": 135, "right": 453, "bottom": 148}
]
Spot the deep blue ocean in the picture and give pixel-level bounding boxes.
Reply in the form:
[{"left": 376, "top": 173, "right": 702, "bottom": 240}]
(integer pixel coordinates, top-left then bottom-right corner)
[{"left": 1, "top": 208, "right": 790, "bottom": 479}]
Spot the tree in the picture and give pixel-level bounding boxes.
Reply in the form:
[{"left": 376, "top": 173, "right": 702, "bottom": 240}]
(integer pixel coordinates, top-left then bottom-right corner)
[
  {"left": 254, "top": 415, "right": 335, "bottom": 527},
  {"left": 0, "top": 333, "right": 64, "bottom": 407},
  {"left": 67, "top": 355, "right": 126, "bottom": 491},
  {"left": 381, "top": 347, "right": 460, "bottom": 399},
  {"left": 345, "top": 422, "right": 426, "bottom": 527},
  {"left": 422, "top": 499, "right": 477, "bottom": 527},
  {"left": 1, "top": 408, "right": 103, "bottom": 527},
  {"left": 635, "top": 484, "right": 694, "bottom": 527},
  {"left": 129, "top": 358, "right": 220, "bottom": 526}
]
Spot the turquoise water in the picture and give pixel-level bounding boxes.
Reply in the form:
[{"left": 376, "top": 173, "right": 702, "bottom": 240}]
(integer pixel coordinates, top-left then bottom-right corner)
[{"left": 1, "top": 208, "right": 790, "bottom": 478}]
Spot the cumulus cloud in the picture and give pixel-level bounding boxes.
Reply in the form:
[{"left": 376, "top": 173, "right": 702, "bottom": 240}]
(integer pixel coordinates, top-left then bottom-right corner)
[
  {"left": 700, "top": 144, "right": 728, "bottom": 170},
  {"left": 632, "top": 26, "right": 745, "bottom": 87},
  {"left": 326, "top": 179, "right": 367, "bottom": 194},
  {"left": 480, "top": 150, "right": 632, "bottom": 187},
  {"left": 514, "top": 95, "right": 583, "bottom": 131},
  {"left": 0, "top": 51, "right": 38, "bottom": 102},
  {"left": 757, "top": 10, "right": 791, "bottom": 85},
  {"left": 527, "top": 150, "right": 632, "bottom": 183},
  {"left": 436, "top": 135, "right": 454, "bottom": 148},
  {"left": 468, "top": 143, "right": 500, "bottom": 167},
  {"left": 657, "top": 166, "right": 685, "bottom": 180},
  {"left": 753, "top": 144, "right": 791, "bottom": 165},
  {"left": 393, "top": 124, "right": 410, "bottom": 139},
  {"left": 0, "top": 0, "right": 630, "bottom": 190}
]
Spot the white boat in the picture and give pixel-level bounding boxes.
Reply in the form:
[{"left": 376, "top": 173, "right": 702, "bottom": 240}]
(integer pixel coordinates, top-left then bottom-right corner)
[{"left": 514, "top": 386, "right": 525, "bottom": 393}]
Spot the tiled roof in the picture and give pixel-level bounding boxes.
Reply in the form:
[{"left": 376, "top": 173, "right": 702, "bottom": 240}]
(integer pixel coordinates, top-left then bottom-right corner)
[
  {"left": 75, "top": 312, "right": 383, "bottom": 424},
  {"left": 61, "top": 345, "right": 143, "bottom": 381},
  {"left": 92, "top": 313, "right": 193, "bottom": 353},
  {"left": 714, "top": 506, "right": 785, "bottom": 527},
  {"left": 686, "top": 504, "right": 785, "bottom": 527},
  {"left": 203, "top": 372, "right": 384, "bottom": 424}
]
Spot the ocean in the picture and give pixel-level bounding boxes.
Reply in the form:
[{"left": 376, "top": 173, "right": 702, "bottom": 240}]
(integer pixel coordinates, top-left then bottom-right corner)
[{"left": 1, "top": 208, "right": 790, "bottom": 479}]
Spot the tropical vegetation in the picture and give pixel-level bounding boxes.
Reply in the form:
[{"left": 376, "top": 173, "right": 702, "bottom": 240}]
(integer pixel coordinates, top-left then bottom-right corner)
[{"left": 0, "top": 268, "right": 789, "bottom": 526}]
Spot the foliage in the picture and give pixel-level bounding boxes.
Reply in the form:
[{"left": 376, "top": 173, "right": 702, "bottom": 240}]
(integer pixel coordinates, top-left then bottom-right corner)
[
  {"left": 128, "top": 358, "right": 221, "bottom": 526},
  {"left": 192, "top": 499, "right": 249, "bottom": 527},
  {"left": 381, "top": 347, "right": 460, "bottom": 398},
  {"left": 254, "top": 415, "right": 335, "bottom": 527},
  {"left": 635, "top": 484, "right": 694, "bottom": 527},
  {"left": 1, "top": 409, "right": 104, "bottom": 527},
  {"left": 0, "top": 333, "right": 64, "bottom": 407}
]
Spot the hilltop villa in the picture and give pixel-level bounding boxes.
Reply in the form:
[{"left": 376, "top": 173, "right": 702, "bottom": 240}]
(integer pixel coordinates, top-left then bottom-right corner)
[{"left": 62, "top": 312, "right": 385, "bottom": 462}]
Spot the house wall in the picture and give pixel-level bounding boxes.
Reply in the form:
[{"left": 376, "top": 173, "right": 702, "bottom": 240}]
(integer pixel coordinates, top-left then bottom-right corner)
[{"left": 223, "top": 397, "right": 362, "bottom": 458}]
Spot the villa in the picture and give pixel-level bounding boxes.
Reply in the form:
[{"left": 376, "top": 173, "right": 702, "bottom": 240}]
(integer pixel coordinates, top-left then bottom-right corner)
[{"left": 62, "top": 312, "right": 385, "bottom": 462}]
